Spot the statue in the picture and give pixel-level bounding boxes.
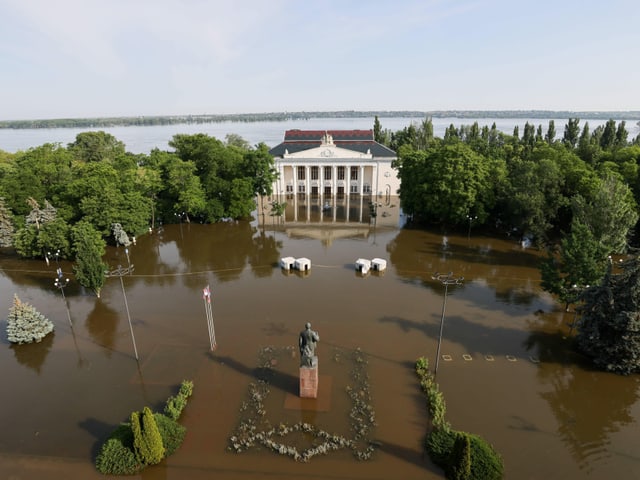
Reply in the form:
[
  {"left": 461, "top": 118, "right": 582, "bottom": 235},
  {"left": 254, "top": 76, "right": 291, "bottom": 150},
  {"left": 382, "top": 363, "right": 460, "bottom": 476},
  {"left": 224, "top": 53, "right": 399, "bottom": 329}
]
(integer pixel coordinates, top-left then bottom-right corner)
[{"left": 299, "top": 322, "right": 319, "bottom": 367}]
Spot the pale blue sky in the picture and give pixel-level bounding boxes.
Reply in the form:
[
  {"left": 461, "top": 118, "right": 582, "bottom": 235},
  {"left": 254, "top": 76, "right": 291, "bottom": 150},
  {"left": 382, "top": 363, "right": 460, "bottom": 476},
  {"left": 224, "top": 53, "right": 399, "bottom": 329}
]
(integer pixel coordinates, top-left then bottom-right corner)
[{"left": 1, "top": 0, "right": 639, "bottom": 120}]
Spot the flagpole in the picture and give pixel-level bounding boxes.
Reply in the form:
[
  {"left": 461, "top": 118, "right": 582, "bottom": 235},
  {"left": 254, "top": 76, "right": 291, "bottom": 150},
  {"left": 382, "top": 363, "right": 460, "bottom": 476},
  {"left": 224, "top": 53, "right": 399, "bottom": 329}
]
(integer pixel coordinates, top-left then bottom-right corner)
[{"left": 203, "top": 285, "right": 216, "bottom": 351}]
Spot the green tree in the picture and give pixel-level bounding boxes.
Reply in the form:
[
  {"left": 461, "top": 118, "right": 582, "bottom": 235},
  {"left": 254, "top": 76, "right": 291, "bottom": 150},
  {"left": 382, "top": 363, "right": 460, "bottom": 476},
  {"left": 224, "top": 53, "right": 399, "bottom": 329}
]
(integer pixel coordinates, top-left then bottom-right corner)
[
  {"left": 563, "top": 118, "right": 580, "bottom": 148},
  {"left": 540, "top": 219, "right": 608, "bottom": 310},
  {"left": 71, "top": 220, "right": 107, "bottom": 297},
  {"left": 224, "top": 133, "right": 251, "bottom": 150},
  {"left": 13, "top": 199, "right": 70, "bottom": 259},
  {"left": 600, "top": 119, "right": 617, "bottom": 150},
  {"left": 449, "top": 433, "right": 472, "bottom": 480},
  {"left": 395, "top": 143, "right": 500, "bottom": 226},
  {"left": 0, "top": 197, "right": 15, "bottom": 247},
  {"left": 572, "top": 174, "right": 638, "bottom": 255},
  {"left": 131, "top": 407, "right": 165, "bottom": 465},
  {"left": 577, "top": 257, "right": 640, "bottom": 375},
  {"left": 68, "top": 131, "right": 126, "bottom": 162},
  {"left": 373, "top": 116, "right": 383, "bottom": 143},
  {"left": 504, "top": 157, "right": 565, "bottom": 241},
  {"left": 545, "top": 120, "right": 556, "bottom": 144},
  {"left": 0, "top": 144, "right": 73, "bottom": 217}
]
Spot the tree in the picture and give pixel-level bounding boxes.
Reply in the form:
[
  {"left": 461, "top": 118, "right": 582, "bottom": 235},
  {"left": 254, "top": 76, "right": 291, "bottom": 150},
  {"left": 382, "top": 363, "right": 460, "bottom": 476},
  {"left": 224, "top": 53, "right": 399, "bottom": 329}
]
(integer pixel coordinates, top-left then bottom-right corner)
[
  {"left": 13, "top": 199, "right": 70, "bottom": 259},
  {"left": 504, "top": 157, "right": 565, "bottom": 241},
  {"left": 131, "top": 407, "right": 165, "bottom": 465},
  {"left": 68, "top": 131, "right": 126, "bottom": 162},
  {"left": 394, "top": 142, "right": 500, "bottom": 226},
  {"left": 0, "top": 197, "right": 15, "bottom": 247},
  {"left": 563, "top": 118, "right": 580, "bottom": 148},
  {"left": 373, "top": 116, "right": 383, "bottom": 143},
  {"left": 72, "top": 221, "right": 107, "bottom": 297},
  {"left": 572, "top": 174, "right": 638, "bottom": 255},
  {"left": 577, "top": 257, "right": 640, "bottom": 375},
  {"left": 600, "top": 119, "right": 617, "bottom": 150},
  {"left": 6, "top": 294, "right": 54, "bottom": 344},
  {"left": 540, "top": 219, "right": 608, "bottom": 310},
  {"left": 545, "top": 120, "right": 556, "bottom": 144},
  {"left": 225, "top": 133, "right": 251, "bottom": 150}
]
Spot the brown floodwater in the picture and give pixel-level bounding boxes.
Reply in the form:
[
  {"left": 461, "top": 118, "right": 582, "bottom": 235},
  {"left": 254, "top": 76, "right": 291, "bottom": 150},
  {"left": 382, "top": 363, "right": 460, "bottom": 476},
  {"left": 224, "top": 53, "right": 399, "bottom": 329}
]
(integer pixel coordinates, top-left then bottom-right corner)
[{"left": 1, "top": 197, "right": 639, "bottom": 479}]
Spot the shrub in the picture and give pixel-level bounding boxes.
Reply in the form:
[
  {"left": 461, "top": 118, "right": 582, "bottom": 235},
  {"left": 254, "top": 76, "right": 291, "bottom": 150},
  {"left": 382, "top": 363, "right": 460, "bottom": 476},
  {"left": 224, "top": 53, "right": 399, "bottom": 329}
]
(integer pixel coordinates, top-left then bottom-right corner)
[
  {"left": 426, "top": 428, "right": 456, "bottom": 466},
  {"left": 95, "top": 424, "right": 141, "bottom": 475},
  {"left": 449, "top": 432, "right": 472, "bottom": 480},
  {"left": 164, "top": 380, "right": 194, "bottom": 421},
  {"left": 131, "top": 407, "right": 165, "bottom": 465},
  {"left": 466, "top": 433, "right": 504, "bottom": 480},
  {"left": 154, "top": 413, "right": 186, "bottom": 456},
  {"left": 95, "top": 380, "right": 193, "bottom": 475},
  {"left": 416, "top": 358, "right": 504, "bottom": 479}
]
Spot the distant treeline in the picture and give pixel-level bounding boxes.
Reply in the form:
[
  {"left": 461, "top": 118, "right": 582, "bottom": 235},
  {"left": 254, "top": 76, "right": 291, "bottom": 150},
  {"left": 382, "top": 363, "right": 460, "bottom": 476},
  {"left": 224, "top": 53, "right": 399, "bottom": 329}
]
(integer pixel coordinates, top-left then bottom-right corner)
[{"left": 2, "top": 110, "right": 640, "bottom": 129}]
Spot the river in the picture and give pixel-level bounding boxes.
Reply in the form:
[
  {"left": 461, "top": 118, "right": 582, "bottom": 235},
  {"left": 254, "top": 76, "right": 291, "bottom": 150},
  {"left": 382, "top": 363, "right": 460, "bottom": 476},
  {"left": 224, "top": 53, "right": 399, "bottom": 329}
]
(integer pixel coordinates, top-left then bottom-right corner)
[
  {"left": 1, "top": 200, "right": 639, "bottom": 479},
  {"left": 0, "top": 116, "right": 638, "bottom": 153}
]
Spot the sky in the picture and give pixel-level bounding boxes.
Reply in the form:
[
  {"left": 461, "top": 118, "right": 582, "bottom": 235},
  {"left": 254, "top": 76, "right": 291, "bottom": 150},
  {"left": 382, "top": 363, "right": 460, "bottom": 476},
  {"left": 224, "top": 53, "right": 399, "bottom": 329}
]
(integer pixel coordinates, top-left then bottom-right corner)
[{"left": 1, "top": 0, "right": 639, "bottom": 120}]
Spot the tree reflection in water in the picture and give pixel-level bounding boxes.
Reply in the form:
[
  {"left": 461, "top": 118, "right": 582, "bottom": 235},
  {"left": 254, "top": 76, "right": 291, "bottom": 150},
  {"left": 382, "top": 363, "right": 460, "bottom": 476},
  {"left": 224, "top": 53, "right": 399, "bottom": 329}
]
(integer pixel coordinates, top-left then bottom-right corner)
[
  {"left": 11, "top": 333, "right": 54, "bottom": 374},
  {"left": 85, "top": 300, "right": 119, "bottom": 356},
  {"left": 525, "top": 314, "right": 640, "bottom": 473}
]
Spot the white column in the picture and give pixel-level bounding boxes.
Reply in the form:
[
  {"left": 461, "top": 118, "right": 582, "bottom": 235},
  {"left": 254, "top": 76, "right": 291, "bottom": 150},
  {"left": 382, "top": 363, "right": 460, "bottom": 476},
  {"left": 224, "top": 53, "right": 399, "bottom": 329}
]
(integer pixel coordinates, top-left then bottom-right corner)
[{"left": 359, "top": 165, "right": 365, "bottom": 195}]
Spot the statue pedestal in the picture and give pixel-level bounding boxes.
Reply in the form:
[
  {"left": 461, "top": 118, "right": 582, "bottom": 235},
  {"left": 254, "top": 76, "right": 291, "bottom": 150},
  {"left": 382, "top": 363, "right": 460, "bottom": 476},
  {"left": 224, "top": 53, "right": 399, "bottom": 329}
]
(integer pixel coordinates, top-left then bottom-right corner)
[{"left": 299, "top": 364, "right": 318, "bottom": 398}]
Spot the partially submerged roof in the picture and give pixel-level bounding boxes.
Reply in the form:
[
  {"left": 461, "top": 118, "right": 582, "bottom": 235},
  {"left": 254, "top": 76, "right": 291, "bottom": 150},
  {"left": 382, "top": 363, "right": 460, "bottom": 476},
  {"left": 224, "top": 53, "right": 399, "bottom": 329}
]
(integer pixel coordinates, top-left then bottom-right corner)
[{"left": 269, "top": 129, "right": 396, "bottom": 158}]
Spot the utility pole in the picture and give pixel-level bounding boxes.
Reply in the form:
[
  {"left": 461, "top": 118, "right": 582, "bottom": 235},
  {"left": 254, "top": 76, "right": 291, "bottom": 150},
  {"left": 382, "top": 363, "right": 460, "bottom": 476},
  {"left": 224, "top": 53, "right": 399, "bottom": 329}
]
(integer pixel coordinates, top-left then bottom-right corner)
[
  {"left": 432, "top": 272, "right": 464, "bottom": 377},
  {"left": 106, "top": 264, "right": 139, "bottom": 361},
  {"left": 54, "top": 267, "right": 72, "bottom": 328}
]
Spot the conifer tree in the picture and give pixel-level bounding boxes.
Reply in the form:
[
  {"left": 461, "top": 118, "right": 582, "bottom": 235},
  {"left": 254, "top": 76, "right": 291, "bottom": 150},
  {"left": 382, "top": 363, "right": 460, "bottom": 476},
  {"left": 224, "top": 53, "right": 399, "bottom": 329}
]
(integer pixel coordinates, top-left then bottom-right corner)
[
  {"left": 577, "top": 256, "right": 640, "bottom": 375},
  {"left": 131, "top": 408, "right": 165, "bottom": 465},
  {"left": 6, "top": 294, "right": 54, "bottom": 344}
]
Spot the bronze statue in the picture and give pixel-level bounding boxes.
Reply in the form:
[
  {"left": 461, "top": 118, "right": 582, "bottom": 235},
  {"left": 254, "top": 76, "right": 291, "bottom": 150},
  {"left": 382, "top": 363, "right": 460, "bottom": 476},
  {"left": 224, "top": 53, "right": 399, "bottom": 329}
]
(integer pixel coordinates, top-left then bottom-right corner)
[{"left": 299, "top": 322, "right": 319, "bottom": 367}]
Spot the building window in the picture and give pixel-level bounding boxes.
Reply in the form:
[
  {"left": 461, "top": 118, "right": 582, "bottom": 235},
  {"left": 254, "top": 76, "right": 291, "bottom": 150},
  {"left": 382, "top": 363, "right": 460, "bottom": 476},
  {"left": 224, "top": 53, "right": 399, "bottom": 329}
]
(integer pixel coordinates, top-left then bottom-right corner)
[
  {"left": 350, "top": 167, "right": 358, "bottom": 180},
  {"left": 363, "top": 184, "right": 371, "bottom": 194},
  {"left": 350, "top": 185, "right": 359, "bottom": 193},
  {"left": 311, "top": 166, "right": 319, "bottom": 180},
  {"left": 298, "top": 184, "right": 306, "bottom": 193},
  {"left": 297, "top": 166, "right": 306, "bottom": 180},
  {"left": 337, "top": 166, "right": 345, "bottom": 180},
  {"left": 324, "top": 167, "right": 332, "bottom": 180},
  {"left": 286, "top": 184, "right": 294, "bottom": 193}
]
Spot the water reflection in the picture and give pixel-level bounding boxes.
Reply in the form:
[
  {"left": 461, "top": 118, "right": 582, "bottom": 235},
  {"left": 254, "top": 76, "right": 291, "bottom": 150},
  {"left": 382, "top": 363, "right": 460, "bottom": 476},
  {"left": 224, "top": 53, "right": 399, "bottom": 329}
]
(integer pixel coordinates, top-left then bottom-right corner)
[
  {"left": 540, "top": 363, "right": 640, "bottom": 472},
  {"left": 85, "top": 299, "right": 120, "bottom": 356},
  {"left": 11, "top": 333, "right": 54, "bottom": 374}
]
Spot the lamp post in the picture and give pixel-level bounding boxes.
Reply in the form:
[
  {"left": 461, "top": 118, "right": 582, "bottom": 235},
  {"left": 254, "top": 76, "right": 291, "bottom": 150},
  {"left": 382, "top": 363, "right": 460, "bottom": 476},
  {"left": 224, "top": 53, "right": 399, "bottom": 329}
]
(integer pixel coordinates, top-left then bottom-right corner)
[
  {"left": 466, "top": 215, "right": 478, "bottom": 239},
  {"left": 568, "top": 283, "right": 589, "bottom": 335},
  {"left": 106, "top": 264, "right": 139, "bottom": 361},
  {"left": 432, "top": 271, "right": 464, "bottom": 377},
  {"left": 124, "top": 247, "right": 131, "bottom": 271},
  {"left": 54, "top": 268, "right": 72, "bottom": 328}
]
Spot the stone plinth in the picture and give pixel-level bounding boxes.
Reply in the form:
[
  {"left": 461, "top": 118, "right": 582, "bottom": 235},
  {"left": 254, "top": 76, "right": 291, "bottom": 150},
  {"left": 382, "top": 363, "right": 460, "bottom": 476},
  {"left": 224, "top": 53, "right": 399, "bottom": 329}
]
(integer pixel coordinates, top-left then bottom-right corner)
[{"left": 299, "top": 365, "right": 318, "bottom": 398}]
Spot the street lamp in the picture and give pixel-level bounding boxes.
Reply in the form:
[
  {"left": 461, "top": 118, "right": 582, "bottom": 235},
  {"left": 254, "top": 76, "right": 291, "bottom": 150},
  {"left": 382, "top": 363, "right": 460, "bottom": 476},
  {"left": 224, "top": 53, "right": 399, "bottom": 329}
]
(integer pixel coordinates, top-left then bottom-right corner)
[
  {"left": 54, "top": 268, "right": 72, "bottom": 328},
  {"left": 45, "top": 249, "right": 61, "bottom": 267},
  {"left": 568, "top": 283, "right": 589, "bottom": 335},
  {"left": 105, "top": 264, "right": 139, "bottom": 361},
  {"left": 432, "top": 271, "right": 464, "bottom": 377},
  {"left": 466, "top": 215, "right": 478, "bottom": 239}
]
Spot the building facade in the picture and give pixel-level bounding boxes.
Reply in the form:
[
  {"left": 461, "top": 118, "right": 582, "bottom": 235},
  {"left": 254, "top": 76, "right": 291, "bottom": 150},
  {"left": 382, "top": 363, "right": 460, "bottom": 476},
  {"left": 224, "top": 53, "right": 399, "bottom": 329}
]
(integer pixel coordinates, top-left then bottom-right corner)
[{"left": 268, "top": 129, "right": 399, "bottom": 200}]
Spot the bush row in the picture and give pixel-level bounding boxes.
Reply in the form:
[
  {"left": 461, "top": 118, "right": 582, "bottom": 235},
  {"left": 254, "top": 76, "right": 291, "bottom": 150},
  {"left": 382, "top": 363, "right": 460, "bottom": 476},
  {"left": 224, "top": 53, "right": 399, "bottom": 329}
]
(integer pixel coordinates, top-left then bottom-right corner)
[
  {"left": 415, "top": 357, "right": 504, "bottom": 480},
  {"left": 95, "top": 379, "right": 194, "bottom": 475}
]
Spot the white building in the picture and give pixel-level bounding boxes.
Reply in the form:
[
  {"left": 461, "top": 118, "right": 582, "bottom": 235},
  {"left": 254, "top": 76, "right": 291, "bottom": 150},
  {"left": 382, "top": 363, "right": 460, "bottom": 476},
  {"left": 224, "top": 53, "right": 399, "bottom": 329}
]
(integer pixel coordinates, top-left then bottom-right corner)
[{"left": 268, "top": 129, "right": 399, "bottom": 200}]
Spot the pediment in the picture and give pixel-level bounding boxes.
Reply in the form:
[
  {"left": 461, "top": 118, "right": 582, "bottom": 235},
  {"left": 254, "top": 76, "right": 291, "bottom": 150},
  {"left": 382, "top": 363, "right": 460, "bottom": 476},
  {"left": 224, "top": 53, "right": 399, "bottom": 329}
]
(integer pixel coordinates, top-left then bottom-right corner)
[{"left": 283, "top": 145, "right": 372, "bottom": 159}]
